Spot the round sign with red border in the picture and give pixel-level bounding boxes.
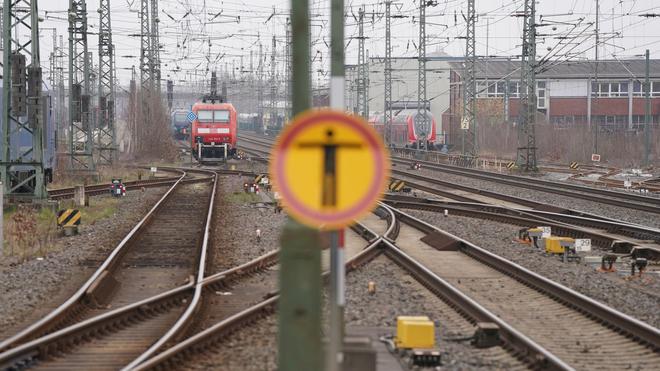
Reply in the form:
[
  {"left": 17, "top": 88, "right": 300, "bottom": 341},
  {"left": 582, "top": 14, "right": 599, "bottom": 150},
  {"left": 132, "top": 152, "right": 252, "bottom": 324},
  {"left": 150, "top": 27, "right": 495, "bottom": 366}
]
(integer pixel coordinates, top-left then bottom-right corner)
[{"left": 269, "top": 109, "right": 390, "bottom": 229}]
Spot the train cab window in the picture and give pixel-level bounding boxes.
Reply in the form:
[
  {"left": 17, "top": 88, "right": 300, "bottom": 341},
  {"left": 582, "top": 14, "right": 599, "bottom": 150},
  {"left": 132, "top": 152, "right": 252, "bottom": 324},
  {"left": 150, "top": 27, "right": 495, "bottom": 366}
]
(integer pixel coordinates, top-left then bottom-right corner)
[
  {"left": 214, "top": 110, "right": 230, "bottom": 123},
  {"left": 198, "top": 110, "right": 214, "bottom": 122},
  {"left": 173, "top": 113, "right": 187, "bottom": 123}
]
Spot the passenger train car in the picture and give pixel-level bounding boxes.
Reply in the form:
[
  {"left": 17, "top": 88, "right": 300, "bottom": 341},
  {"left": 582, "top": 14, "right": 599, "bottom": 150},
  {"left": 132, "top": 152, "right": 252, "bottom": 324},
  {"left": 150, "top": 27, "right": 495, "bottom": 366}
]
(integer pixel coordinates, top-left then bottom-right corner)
[
  {"left": 191, "top": 102, "right": 238, "bottom": 161},
  {"left": 369, "top": 108, "right": 438, "bottom": 148},
  {"left": 171, "top": 109, "right": 190, "bottom": 140}
]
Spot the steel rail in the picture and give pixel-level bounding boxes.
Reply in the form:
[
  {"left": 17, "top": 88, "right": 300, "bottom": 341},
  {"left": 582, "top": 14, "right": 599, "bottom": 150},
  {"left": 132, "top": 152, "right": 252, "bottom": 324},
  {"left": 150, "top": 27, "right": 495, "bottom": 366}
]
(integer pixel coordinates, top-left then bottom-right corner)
[
  {"left": 0, "top": 236, "right": 280, "bottom": 369},
  {"left": 0, "top": 169, "right": 216, "bottom": 353},
  {"left": 122, "top": 168, "right": 218, "bottom": 370},
  {"left": 384, "top": 204, "right": 660, "bottom": 349},
  {"left": 381, "top": 238, "right": 572, "bottom": 370},
  {"left": 131, "top": 237, "right": 384, "bottom": 370},
  {"left": 391, "top": 157, "right": 660, "bottom": 207},
  {"left": 386, "top": 195, "right": 660, "bottom": 239}
]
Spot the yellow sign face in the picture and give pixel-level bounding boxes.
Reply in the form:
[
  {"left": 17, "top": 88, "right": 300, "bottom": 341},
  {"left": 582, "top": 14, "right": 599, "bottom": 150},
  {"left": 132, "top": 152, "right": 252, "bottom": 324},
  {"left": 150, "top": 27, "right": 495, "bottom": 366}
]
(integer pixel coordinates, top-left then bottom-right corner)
[{"left": 269, "top": 109, "right": 390, "bottom": 229}]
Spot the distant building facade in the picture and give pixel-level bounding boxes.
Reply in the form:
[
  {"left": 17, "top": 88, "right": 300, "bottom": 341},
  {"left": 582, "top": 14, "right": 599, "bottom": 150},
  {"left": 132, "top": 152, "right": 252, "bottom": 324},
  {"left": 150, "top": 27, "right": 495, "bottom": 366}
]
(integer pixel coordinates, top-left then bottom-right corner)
[{"left": 444, "top": 59, "right": 660, "bottom": 146}]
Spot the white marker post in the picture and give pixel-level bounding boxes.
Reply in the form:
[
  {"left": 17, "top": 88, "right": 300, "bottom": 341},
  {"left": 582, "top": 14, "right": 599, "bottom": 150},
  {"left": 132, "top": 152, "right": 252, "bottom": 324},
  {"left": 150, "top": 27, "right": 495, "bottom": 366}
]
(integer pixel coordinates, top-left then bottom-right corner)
[{"left": 328, "top": 0, "right": 345, "bottom": 370}]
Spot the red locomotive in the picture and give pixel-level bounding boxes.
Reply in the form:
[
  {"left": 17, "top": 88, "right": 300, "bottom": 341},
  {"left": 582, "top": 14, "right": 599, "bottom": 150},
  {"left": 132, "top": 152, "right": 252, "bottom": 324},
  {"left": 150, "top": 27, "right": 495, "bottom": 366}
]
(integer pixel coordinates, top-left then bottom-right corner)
[{"left": 191, "top": 75, "right": 238, "bottom": 161}]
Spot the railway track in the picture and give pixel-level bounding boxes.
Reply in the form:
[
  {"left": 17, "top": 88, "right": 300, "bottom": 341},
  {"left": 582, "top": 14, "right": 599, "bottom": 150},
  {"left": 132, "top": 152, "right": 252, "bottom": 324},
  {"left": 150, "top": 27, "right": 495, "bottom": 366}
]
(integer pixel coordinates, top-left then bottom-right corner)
[
  {"left": 239, "top": 132, "right": 660, "bottom": 211},
  {"left": 376, "top": 205, "right": 660, "bottom": 370},
  {"left": 0, "top": 210, "right": 385, "bottom": 370},
  {"left": 130, "top": 203, "right": 660, "bottom": 370},
  {"left": 47, "top": 167, "right": 185, "bottom": 200},
  {"left": 0, "top": 168, "right": 217, "bottom": 370},
  {"left": 384, "top": 194, "right": 660, "bottom": 259},
  {"left": 390, "top": 147, "right": 660, "bottom": 193},
  {"left": 238, "top": 134, "right": 659, "bottom": 224}
]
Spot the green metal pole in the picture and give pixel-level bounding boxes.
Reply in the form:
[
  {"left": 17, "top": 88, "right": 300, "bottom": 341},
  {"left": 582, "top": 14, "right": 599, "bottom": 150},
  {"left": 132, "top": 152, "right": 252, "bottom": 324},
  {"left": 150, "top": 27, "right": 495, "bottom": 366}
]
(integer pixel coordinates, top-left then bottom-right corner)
[
  {"left": 644, "top": 49, "right": 651, "bottom": 167},
  {"left": 278, "top": 1, "right": 322, "bottom": 371}
]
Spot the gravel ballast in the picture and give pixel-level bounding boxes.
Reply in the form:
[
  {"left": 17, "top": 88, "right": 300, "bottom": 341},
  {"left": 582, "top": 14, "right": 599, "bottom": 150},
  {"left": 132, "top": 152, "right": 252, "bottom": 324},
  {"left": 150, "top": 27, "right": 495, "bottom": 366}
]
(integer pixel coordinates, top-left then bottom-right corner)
[
  {"left": 406, "top": 209, "right": 660, "bottom": 328},
  {"left": 182, "top": 255, "right": 525, "bottom": 371},
  {"left": 0, "top": 188, "right": 165, "bottom": 338},
  {"left": 409, "top": 167, "right": 660, "bottom": 227},
  {"left": 210, "top": 174, "right": 286, "bottom": 272}
]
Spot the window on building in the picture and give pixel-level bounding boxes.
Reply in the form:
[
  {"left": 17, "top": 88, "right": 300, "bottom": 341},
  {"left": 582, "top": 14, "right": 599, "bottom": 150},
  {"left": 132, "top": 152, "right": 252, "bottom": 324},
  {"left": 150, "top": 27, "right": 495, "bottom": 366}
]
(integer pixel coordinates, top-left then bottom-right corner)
[
  {"left": 508, "top": 82, "right": 520, "bottom": 97},
  {"left": 653, "top": 82, "right": 660, "bottom": 97},
  {"left": 537, "top": 86, "right": 546, "bottom": 109},
  {"left": 477, "top": 81, "right": 506, "bottom": 97},
  {"left": 592, "top": 81, "right": 630, "bottom": 97},
  {"left": 633, "top": 81, "right": 643, "bottom": 97}
]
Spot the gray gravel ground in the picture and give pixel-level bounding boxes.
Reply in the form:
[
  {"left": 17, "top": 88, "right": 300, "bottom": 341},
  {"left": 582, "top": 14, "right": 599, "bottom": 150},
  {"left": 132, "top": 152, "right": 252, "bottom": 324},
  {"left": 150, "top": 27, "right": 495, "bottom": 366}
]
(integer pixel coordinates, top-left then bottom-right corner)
[
  {"left": 181, "top": 255, "right": 526, "bottom": 371},
  {"left": 210, "top": 174, "right": 286, "bottom": 272},
  {"left": 0, "top": 189, "right": 165, "bottom": 338},
  {"left": 409, "top": 167, "right": 660, "bottom": 227},
  {"left": 406, "top": 209, "right": 660, "bottom": 328}
]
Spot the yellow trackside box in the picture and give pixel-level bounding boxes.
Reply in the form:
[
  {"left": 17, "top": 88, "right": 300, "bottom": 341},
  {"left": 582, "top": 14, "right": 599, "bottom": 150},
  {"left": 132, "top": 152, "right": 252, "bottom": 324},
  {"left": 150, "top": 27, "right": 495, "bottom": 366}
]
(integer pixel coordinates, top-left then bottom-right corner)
[
  {"left": 396, "top": 316, "right": 435, "bottom": 349},
  {"left": 545, "top": 236, "right": 574, "bottom": 254}
]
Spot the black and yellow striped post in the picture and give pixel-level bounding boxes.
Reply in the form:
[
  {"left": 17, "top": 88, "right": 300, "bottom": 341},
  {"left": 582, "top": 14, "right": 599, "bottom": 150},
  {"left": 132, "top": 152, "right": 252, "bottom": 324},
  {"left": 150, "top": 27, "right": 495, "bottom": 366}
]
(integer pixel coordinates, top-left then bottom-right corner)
[
  {"left": 57, "top": 209, "right": 81, "bottom": 236},
  {"left": 389, "top": 179, "right": 406, "bottom": 192},
  {"left": 569, "top": 161, "right": 579, "bottom": 170},
  {"left": 506, "top": 162, "right": 517, "bottom": 170}
]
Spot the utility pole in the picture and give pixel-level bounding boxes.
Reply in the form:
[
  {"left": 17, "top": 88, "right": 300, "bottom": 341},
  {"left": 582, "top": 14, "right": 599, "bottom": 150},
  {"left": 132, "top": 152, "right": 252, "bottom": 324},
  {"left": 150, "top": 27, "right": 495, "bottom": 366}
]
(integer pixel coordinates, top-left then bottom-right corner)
[
  {"left": 417, "top": 0, "right": 428, "bottom": 150},
  {"left": 356, "top": 7, "right": 366, "bottom": 118},
  {"left": 593, "top": 0, "right": 600, "bottom": 156},
  {"left": 279, "top": 0, "right": 321, "bottom": 369},
  {"left": 58, "top": 35, "right": 66, "bottom": 150},
  {"left": 129, "top": 66, "right": 137, "bottom": 154},
  {"left": 1, "top": 0, "right": 47, "bottom": 198},
  {"left": 68, "top": 0, "right": 95, "bottom": 171},
  {"left": 150, "top": 0, "right": 160, "bottom": 95},
  {"left": 257, "top": 42, "right": 264, "bottom": 133},
  {"left": 250, "top": 49, "right": 254, "bottom": 116},
  {"left": 270, "top": 35, "right": 277, "bottom": 130},
  {"left": 516, "top": 0, "right": 538, "bottom": 171},
  {"left": 384, "top": 1, "right": 393, "bottom": 144},
  {"left": 97, "top": 0, "right": 117, "bottom": 165},
  {"left": 644, "top": 49, "right": 651, "bottom": 167},
  {"left": 461, "top": 0, "right": 477, "bottom": 163},
  {"left": 139, "top": 0, "right": 151, "bottom": 153}
]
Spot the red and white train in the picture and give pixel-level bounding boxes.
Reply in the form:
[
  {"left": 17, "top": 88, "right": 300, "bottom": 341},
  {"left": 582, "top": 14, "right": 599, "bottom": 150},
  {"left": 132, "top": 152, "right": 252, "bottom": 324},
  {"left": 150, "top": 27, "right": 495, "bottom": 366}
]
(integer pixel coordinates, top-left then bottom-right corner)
[
  {"left": 368, "top": 108, "right": 438, "bottom": 147},
  {"left": 191, "top": 101, "right": 238, "bottom": 161}
]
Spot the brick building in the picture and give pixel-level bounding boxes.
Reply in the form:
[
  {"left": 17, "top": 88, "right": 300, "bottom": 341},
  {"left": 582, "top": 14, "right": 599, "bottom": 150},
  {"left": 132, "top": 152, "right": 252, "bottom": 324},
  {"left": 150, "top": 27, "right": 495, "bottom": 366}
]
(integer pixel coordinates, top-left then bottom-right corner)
[{"left": 443, "top": 59, "right": 660, "bottom": 147}]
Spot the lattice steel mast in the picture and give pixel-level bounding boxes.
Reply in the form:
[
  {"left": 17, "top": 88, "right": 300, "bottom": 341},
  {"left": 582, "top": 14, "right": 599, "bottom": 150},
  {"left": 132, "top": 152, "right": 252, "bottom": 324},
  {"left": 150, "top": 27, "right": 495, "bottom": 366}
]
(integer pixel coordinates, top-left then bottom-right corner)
[
  {"left": 461, "top": 0, "right": 477, "bottom": 163},
  {"left": 285, "top": 18, "right": 292, "bottom": 123},
  {"left": 516, "top": 0, "right": 538, "bottom": 171},
  {"left": 417, "top": 0, "right": 428, "bottom": 150},
  {"left": 97, "top": 0, "right": 117, "bottom": 165},
  {"left": 270, "top": 35, "right": 277, "bottom": 129},
  {"left": 1, "top": 0, "right": 47, "bottom": 198},
  {"left": 384, "top": 1, "right": 392, "bottom": 144},
  {"left": 356, "top": 7, "right": 367, "bottom": 118},
  {"left": 138, "top": 0, "right": 152, "bottom": 152},
  {"left": 150, "top": 0, "right": 160, "bottom": 94},
  {"left": 68, "top": 0, "right": 95, "bottom": 171}
]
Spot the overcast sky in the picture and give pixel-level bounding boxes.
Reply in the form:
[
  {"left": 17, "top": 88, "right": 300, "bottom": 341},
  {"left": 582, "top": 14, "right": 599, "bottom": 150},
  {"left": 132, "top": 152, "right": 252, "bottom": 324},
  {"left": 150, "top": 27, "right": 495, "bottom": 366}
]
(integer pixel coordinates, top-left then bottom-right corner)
[{"left": 33, "top": 0, "right": 660, "bottom": 87}]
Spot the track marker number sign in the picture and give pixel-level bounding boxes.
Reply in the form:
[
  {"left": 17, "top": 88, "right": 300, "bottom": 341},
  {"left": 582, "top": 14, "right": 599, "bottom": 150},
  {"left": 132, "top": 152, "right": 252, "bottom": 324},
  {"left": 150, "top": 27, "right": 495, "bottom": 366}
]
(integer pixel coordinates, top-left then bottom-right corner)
[{"left": 269, "top": 109, "right": 390, "bottom": 229}]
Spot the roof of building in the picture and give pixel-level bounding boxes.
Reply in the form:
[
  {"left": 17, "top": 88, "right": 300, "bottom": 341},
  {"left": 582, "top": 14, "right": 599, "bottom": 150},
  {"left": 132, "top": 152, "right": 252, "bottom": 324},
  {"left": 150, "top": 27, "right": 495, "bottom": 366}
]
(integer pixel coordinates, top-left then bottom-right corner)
[{"left": 450, "top": 59, "right": 660, "bottom": 80}]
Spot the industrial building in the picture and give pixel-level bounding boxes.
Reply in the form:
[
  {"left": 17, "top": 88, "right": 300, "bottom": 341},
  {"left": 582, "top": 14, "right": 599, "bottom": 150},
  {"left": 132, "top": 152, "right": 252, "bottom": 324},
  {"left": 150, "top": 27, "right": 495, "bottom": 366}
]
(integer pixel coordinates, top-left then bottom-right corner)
[{"left": 443, "top": 59, "right": 660, "bottom": 146}]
